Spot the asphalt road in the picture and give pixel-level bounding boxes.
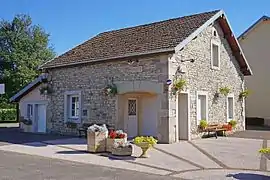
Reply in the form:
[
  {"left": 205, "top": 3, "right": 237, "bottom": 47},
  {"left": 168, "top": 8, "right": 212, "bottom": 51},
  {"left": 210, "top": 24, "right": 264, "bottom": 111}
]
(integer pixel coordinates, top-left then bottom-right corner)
[{"left": 0, "top": 150, "right": 182, "bottom": 180}]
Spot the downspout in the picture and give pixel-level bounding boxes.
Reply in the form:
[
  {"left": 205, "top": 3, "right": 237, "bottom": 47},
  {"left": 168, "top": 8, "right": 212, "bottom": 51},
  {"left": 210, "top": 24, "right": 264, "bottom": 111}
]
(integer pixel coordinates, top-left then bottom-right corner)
[{"left": 241, "top": 76, "right": 246, "bottom": 130}]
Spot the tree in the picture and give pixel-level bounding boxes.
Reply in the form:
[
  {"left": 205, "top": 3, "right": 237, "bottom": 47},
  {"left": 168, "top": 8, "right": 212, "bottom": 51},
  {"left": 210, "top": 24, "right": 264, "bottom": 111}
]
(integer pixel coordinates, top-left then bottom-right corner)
[{"left": 0, "top": 14, "right": 55, "bottom": 106}]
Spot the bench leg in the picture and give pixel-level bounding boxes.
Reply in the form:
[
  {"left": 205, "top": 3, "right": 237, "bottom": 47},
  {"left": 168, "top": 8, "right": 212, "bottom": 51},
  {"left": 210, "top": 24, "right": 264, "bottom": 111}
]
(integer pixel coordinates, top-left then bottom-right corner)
[{"left": 215, "top": 131, "right": 218, "bottom": 139}]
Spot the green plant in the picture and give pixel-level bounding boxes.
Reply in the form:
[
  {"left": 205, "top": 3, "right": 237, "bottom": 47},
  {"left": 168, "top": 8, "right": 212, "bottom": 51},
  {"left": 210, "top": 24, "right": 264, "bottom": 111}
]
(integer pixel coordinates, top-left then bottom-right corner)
[
  {"left": 104, "top": 84, "right": 118, "bottom": 96},
  {"left": 66, "top": 121, "right": 77, "bottom": 129},
  {"left": 0, "top": 109, "right": 17, "bottom": 122},
  {"left": 219, "top": 87, "right": 230, "bottom": 96},
  {"left": 133, "top": 136, "right": 158, "bottom": 146},
  {"left": 171, "top": 78, "right": 186, "bottom": 95},
  {"left": 199, "top": 120, "right": 208, "bottom": 129},
  {"left": 259, "top": 148, "right": 270, "bottom": 154},
  {"left": 228, "top": 120, "right": 237, "bottom": 128},
  {"left": 239, "top": 89, "right": 251, "bottom": 99}
]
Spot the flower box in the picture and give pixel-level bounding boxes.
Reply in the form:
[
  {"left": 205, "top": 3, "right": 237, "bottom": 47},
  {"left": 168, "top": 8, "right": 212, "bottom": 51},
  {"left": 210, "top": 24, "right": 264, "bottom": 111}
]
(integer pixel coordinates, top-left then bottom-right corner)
[
  {"left": 87, "top": 131, "right": 107, "bottom": 152},
  {"left": 106, "top": 137, "right": 127, "bottom": 152},
  {"left": 87, "top": 124, "right": 108, "bottom": 153},
  {"left": 264, "top": 154, "right": 270, "bottom": 160},
  {"left": 111, "top": 144, "right": 133, "bottom": 156}
]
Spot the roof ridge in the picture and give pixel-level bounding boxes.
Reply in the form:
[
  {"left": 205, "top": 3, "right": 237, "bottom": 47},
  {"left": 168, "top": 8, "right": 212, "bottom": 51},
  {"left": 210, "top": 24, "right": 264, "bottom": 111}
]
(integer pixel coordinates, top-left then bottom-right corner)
[{"left": 99, "top": 9, "right": 220, "bottom": 35}]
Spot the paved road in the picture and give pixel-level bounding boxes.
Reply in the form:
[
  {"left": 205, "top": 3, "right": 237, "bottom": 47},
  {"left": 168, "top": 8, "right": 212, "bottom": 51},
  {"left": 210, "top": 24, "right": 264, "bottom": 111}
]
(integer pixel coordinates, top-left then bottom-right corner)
[{"left": 0, "top": 150, "right": 181, "bottom": 180}]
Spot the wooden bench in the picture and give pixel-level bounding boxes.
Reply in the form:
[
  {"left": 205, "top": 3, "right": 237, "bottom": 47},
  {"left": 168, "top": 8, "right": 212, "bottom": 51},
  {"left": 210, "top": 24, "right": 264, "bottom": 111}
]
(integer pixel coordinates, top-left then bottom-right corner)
[
  {"left": 78, "top": 123, "right": 114, "bottom": 138},
  {"left": 203, "top": 124, "right": 227, "bottom": 139}
]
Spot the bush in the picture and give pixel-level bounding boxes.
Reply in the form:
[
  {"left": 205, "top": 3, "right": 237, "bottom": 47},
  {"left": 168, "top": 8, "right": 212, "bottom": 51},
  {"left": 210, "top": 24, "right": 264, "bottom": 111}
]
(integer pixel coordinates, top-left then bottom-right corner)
[
  {"left": 199, "top": 120, "right": 208, "bottom": 129},
  {"left": 0, "top": 109, "right": 17, "bottom": 121},
  {"left": 229, "top": 120, "right": 237, "bottom": 128}
]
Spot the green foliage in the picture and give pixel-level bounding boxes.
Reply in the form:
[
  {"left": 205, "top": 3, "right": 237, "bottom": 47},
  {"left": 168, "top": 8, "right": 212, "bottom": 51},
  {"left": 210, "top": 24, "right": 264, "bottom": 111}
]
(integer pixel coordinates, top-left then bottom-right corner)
[
  {"left": 172, "top": 78, "right": 186, "bottom": 95},
  {"left": 0, "top": 14, "right": 55, "bottom": 106},
  {"left": 133, "top": 136, "right": 158, "bottom": 146},
  {"left": 259, "top": 148, "right": 270, "bottom": 154},
  {"left": 219, "top": 87, "right": 230, "bottom": 96},
  {"left": 199, "top": 120, "right": 208, "bottom": 129},
  {"left": 239, "top": 89, "right": 251, "bottom": 99},
  {"left": 105, "top": 84, "right": 117, "bottom": 96},
  {"left": 0, "top": 109, "right": 17, "bottom": 121},
  {"left": 228, "top": 120, "right": 237, "bottom": 128}
]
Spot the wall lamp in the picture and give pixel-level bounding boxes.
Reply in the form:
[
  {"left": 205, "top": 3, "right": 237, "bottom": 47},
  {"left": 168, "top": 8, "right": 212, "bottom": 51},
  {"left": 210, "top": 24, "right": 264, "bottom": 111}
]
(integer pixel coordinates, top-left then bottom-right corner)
[{"left": 181, "top": 59, "right": 195, "bottom": 63}]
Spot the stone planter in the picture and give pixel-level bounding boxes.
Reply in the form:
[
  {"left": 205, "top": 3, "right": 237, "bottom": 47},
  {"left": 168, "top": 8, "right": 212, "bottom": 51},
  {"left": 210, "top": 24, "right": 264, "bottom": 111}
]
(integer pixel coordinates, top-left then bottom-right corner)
[
  {"left": 87, "top": 131, "right": 107, "bottom": 153},
  {"left": 106, "top": 137, "right": 127, "bottom": 152},
  {"left": 263, "top": 154, "right": 270, "bottom": 160},
  {"left": 135, "top": 142, "right": 153, "bottom": 158},
  {"left": 111, "top": 145, "right": 133, "bottom": 156}
]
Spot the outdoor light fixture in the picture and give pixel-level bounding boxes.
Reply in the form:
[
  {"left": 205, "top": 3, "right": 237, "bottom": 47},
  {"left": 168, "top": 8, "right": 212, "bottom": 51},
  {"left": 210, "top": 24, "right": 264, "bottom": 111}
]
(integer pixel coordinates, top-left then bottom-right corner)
[{"left": 181, "top": 59, "right": 195, "bottom": 63}]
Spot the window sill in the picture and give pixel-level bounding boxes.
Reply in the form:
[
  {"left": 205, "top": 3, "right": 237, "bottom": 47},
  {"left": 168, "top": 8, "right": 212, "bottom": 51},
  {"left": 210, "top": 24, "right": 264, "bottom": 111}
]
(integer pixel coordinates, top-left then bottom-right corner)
[{"left": 211, "top": 66, "right": 220, "bottom": 70}]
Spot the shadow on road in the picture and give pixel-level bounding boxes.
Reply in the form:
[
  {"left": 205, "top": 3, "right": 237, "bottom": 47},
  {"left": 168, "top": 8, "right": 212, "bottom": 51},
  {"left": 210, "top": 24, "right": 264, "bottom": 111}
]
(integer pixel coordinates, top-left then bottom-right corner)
[
  {"left": 0, "top": 127, "right": 76, "bottom": 146},
  {"left": 226, "top": 173, "right": 270, "bottom": 180}
]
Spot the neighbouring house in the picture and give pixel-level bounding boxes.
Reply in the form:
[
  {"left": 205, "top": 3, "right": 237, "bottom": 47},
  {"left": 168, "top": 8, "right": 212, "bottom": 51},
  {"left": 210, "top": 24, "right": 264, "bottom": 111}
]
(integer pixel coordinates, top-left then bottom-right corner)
[
  {"left": 11, "top": 10, "right": 252, "bottom": 143},
  {"left": 238, "top": 16, "right": 270, "bottom": 127}
]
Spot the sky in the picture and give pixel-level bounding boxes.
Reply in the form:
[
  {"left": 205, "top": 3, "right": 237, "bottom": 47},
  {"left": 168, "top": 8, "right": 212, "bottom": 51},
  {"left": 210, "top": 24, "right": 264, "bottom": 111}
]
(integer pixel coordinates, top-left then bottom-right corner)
[{"left": 1, "top": 0, "right": 269, "bottom": 55}]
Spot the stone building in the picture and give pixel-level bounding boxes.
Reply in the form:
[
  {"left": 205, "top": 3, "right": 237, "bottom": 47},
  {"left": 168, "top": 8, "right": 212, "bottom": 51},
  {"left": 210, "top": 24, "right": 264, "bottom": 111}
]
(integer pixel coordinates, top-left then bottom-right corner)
[{"left": 11, "top": 10, "right": 252, "bottom": 143}]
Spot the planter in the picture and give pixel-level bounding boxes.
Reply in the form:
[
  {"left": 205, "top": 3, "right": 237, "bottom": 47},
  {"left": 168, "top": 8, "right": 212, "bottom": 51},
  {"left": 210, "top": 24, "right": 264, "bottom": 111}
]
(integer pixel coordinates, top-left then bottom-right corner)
[
  {"left": 87, "top": 131, "right": 107, "bottom": 153},
  {"left": 263, "top": 154, "right": 270, "bottom": 160},
  {"left": 106, "top": 137, "right": 127, "bottom": 152},
  {"left": 136, "top": 142, "right": 152, "bottom": 158},
  {"left": 111, "top": 145, "right": 133, "bottom": 156}
]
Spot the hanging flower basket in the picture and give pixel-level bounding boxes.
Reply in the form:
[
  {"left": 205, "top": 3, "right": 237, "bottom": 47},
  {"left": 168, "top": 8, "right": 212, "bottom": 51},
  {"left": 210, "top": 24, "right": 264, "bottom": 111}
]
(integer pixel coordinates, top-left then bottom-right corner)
[
  {"left": 39, "top": 84, "right": 53, "bottom": 95},
  {"left": 171, "top": 78, "right": 186, "bottom": 95},
  {"left": 239, "top": 89, "right": 251, "bottom": 99},
  {"left": 219, "top": 87, "right": 230, "bottom": 96},
  {"left": 104, "top": 84, "right": 118, "bottom": 96}
]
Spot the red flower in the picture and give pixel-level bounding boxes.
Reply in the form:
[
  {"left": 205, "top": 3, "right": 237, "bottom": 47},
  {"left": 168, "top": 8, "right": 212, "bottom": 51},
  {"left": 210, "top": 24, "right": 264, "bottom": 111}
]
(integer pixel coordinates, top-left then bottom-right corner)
[
  {"left": 118, "top": 133, "right": 125, "bottom": 139},
  {"left": 109, "top": 130, "right": 117, "bottom": 139}
]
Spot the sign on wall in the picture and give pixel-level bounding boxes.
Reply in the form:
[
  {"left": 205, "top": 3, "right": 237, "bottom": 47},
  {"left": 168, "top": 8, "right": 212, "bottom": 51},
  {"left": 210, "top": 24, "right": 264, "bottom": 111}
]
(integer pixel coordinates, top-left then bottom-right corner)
[{"left": 0, "top": 84, "right": 5, "bottom": 94}]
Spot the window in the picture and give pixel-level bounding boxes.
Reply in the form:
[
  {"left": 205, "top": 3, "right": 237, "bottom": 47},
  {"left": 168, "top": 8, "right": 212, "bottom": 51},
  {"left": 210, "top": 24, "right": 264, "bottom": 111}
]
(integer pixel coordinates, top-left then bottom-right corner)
[
  {"left": 70, "top": 95, "right": 79, "bottom": 118},
  {"left": 212, "top": 29, "right": 217, "bottom": 37},
  {"left": 227, "top": 94, "right": 234, "bottom": 122},
  {"left": 64, "top": 91, "right": 81, "bottom": 123},
  {"left": 26, "top": 104, "right": 33, "bottom": 119},
  {"left": 211, "top": 40, "right": 220, "bottom": 69},
  {"left": 197, "top": 91, "right": 208, "bottom": 125}
]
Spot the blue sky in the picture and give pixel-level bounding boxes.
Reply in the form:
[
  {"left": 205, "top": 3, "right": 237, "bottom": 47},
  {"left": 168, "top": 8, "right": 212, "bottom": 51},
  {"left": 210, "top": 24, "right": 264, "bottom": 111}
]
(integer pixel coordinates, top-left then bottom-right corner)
[{"left": 1, "top": 0, "right": 269, "bottom": 55}]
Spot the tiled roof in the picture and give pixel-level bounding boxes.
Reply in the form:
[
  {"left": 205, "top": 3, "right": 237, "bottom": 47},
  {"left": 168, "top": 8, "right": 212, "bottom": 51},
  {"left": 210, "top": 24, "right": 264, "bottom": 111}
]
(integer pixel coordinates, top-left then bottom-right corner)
[{"left": 42, "top": 10, "right": 219, "bottom": 68}]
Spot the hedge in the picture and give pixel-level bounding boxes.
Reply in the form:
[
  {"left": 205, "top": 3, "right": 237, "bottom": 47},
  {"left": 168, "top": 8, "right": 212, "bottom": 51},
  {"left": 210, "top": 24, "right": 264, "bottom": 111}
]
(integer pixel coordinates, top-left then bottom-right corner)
[{"left": 0, "top": 109, "right": 17, "bottom": 122}]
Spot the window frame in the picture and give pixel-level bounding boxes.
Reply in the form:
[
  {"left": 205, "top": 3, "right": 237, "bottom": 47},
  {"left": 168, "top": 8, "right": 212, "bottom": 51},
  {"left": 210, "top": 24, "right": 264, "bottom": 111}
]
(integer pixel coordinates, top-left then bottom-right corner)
[
  {"left": 211, "top": 40, "right": 220, "bottom": 70},
  {"left": 196, "top": 91, "right": 208, "bottom": 125},
  {"left": 69, "top": 95, "right": 79, "bottom": 119},
  {"left": 26, "top": 104, "right": 33, "bottom": 119},
  {"left": 227, "top": 94, "right": 234, "bottom": 122},
  {"left": 64, "top": 91, "right": 82, "bottom": 123}
]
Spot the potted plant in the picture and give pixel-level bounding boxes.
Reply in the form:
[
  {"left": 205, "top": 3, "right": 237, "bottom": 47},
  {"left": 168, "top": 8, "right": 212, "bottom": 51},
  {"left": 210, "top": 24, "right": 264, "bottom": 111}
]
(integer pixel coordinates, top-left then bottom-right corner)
[
  {"left": 39, "top": 84, "right": 53, "bottom": 95},
  {"left": 87, "top": 124, "right": 108, "bottom": 152},
  {"left": 133, "top": 136, "right": 158, "bottom": 158},
  {"left": 222, "top": 123, "right": 232, "bottom": 131},
  {"left": 199, "top": 120, "right": 208, "bottom": 130},
  {"left": 239, "top": 89, "right": 251, "bottom": 99},
  {"left": 228, "top": 120, "right": 237, "bottom": 129},
  {"left": 219, "top": 86, "right": 230, "bottom": 96},
  {"left": 66, "top": 121, "right": 77, "bottom": 129},
  {"left": 106, "top": 130, "right": 127, "bottom": 152},
  {"left": 259, "top": 148, "right": 270, "bottom": 160},
  {"left": 171, "top": 78, "right": 186, "bottom": 95},
  {"left": 104, "top": 84, "right": 118, "bottom": 96}
]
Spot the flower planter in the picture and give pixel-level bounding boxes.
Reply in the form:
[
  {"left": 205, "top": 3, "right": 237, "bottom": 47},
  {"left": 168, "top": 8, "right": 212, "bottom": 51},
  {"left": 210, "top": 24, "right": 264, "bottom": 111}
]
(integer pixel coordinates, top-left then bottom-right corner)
[
  {"left": 136, "top": 142, "right": 152, "bottom": 158},
  {"left": 111, "top": 145, "right": 133, "bottom": 156},
  {"left": 263, "top": 154, "right": 270, "bottom": 160},
  {"left": 106, "top": 137, "right": 127, "bottom": 152},
  {"left": 87, "top": 131, "right": 107, "bottom": 153}
]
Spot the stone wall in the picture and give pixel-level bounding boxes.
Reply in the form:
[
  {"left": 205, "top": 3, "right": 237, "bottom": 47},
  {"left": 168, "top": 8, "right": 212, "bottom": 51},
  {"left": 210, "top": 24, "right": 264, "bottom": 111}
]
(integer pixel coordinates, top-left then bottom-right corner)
[
  {"left": 46, "top": 55, "right": 171, "bottom": 143},
  {"left": 168, "top": 22, "right": 245, "bottom": 141}
]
